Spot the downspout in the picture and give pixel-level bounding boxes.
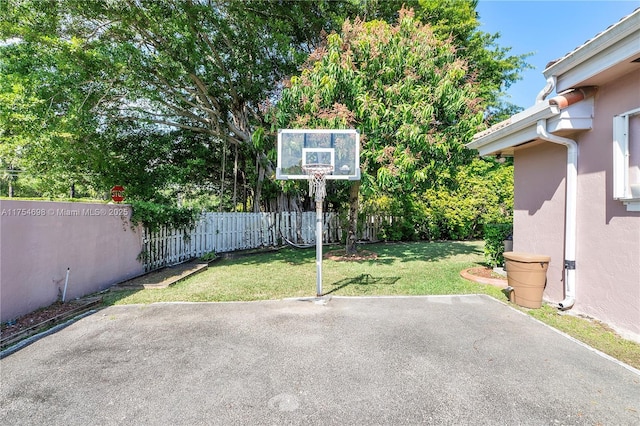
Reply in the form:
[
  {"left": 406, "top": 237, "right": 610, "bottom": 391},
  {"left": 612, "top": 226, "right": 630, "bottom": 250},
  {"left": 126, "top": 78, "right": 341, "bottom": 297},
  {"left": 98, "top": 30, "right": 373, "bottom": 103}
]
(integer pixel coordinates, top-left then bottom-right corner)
[
  {"left": 536, "top": 76, "right": 556, "bottom": 104},
  {"left": 536, "top": 119, "right": 577, "bottom": 309}
]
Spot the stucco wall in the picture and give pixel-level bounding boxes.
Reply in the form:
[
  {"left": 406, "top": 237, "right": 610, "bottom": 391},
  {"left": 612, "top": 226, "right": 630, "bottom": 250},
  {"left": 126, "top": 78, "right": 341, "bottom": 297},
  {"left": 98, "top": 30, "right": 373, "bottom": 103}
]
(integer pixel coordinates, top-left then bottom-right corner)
[
  {"left": 0, "top": 200, "right": 145, "bottom": 322},
  {"left": 513, "top": 69, "right": 640, "bottom": 341},
  {"left": 574, "top": 69, "right": 640, "bottom": 340},
  {"left": 513, "top": 142, "right": 567, "bottom": 303}
]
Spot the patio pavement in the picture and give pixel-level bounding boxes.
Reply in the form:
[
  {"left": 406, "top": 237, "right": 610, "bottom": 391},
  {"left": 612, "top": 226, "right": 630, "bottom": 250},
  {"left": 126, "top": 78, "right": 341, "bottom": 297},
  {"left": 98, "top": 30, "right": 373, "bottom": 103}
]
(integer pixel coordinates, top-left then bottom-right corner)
[{"left": 1, "top": 295, "right": 639, "bottom": 425}]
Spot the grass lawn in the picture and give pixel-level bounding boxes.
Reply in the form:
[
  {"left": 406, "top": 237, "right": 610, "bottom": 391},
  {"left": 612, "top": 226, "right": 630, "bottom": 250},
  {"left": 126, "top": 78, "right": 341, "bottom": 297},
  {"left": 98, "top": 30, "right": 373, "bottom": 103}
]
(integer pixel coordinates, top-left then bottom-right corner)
[
  {"left": 103, "top": 240, "right": 640, "bottom": 370},
  {"left": 104, "top": 241, "right": 504, "bottom": 303}
]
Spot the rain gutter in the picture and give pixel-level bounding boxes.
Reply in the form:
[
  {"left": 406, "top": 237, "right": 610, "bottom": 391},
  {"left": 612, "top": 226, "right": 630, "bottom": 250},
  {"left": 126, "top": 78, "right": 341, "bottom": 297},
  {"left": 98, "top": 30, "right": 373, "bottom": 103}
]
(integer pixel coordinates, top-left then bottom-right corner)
[{"left": 535, "top": 82, "right": 598, "bottom": 309}]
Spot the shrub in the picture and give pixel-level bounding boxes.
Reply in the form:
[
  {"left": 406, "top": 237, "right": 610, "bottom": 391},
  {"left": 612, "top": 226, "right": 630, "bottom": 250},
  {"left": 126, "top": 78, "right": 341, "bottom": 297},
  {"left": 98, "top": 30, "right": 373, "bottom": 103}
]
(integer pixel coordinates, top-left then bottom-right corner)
[
  {"left": 420, "top": 158, "right": 513, "bottom": 241},
  {"left": 483, "top": 223, "right": 513, "bottom": 267},
  {"left": 360, "top": 158, "right": 513, "bottom": 242},
  {"left": 362, "top": 194, "right": 427, "bottom": 241}
]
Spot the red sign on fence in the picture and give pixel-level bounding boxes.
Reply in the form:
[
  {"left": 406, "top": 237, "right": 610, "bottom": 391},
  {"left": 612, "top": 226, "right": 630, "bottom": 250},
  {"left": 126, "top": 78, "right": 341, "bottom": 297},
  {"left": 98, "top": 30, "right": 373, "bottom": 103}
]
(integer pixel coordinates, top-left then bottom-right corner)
[{"left": 110, "top": 185, "right": 125, "bottom": 203}]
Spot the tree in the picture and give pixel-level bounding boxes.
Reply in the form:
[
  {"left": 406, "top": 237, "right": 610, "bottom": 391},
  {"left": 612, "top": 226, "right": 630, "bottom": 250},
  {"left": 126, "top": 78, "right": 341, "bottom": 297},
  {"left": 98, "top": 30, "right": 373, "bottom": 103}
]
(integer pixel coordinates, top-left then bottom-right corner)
[
  {"left": 1, "top": 0, "right": 523, "bottom": 231},
  {"left": 2, "top": 0, "right": 337, "bottom": 203},
  {"left": 273, "top": 9, "right": 491, "bottom": 251},
  {"left": 49, "top": 0, "right": 368, "bottom": 209},
  {"left": 0, "top": 0, "right": 117, "bottom": 198},
  {"left": 415, "top": 0, "right": 531, "bottom": 118},
  {"left": 2, "top": 0, "right": 456, "bottom": 204}
]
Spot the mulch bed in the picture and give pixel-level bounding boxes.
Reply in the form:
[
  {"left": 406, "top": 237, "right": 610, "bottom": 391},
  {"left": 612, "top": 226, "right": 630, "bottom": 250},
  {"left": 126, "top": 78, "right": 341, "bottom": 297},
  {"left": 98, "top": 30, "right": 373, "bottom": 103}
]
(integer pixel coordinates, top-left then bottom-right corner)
[
  {"left": 460, "top": 266, "right": 508, "bottom": 288},
  {"left": 324, "top": 249, "right": 378, "bottom": 261},
  {"left": 1, "top": 298, "right": 101, "bottom": 351},
  {"left": 465, "top": 266, "right": 507, "bottom": 280}
]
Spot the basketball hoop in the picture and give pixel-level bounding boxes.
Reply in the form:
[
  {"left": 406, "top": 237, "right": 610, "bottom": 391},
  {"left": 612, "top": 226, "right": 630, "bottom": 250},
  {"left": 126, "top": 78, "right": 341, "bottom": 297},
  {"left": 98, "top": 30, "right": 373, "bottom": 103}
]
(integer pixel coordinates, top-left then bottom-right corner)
[
  {"left": 302, "top": 164, "right": 334, "bottom": 201},
  {"left": 276, "top": 129, "right": 360, "bottom": 298}
]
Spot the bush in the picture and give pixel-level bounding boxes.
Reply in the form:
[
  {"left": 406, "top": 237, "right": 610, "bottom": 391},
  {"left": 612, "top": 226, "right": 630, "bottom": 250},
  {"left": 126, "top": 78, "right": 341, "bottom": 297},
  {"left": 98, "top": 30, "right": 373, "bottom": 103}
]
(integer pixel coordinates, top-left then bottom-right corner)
[
  {"left": 358, "top": 158, "right": 514, "bottom": 242},
  {"left": 418, "top": 158, "right": 513, "bottom": 241},
  {"left": 483, "top": 223, "right": 513, "bottom": 267},
  {"left": 362, "top": 194, "right": 427, "bottom": 241}
]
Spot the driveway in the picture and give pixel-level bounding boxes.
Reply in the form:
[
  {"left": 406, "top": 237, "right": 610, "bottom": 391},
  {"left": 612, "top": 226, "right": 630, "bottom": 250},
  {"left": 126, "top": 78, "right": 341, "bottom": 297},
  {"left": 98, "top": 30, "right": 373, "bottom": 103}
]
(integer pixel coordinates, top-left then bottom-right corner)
[{"left": 1, "top": 295, "right": 639, "bottom": 425}]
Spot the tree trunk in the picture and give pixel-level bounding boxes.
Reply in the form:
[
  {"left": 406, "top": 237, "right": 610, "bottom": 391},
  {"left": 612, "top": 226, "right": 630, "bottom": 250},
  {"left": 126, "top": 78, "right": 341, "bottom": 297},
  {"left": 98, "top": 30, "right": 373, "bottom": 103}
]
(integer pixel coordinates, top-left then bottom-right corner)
[
  {"left": 241, "top": 155, "right": 248, "bottom": 212},
  {"left": 253, "top": 155, "right": 265, "bottom": 213},
  {"left": 293, "top": 196, "right": 303, "bottom": 243},
  {"left": 346, "top": 181, "right": 360, "bottom": 255},
  {"left": 232, "top": 143, "right": 238, "bottom": 211},
  {"left": 218, "top": 142, "right": 227, "bottom": 212}
]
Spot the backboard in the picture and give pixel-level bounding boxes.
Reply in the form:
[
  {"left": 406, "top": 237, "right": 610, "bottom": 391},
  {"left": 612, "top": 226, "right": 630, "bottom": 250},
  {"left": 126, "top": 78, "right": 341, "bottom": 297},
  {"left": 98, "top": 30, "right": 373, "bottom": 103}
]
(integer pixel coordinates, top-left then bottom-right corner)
[{"left": 276, "top": 129, "right": 360, "bottom": 180}]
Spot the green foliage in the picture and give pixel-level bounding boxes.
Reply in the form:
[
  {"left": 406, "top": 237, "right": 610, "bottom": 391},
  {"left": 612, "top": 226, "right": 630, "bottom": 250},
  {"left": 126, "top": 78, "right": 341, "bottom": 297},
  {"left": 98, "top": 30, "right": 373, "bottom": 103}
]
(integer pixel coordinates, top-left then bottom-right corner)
[
  {"left": 483, "top": 223, "right": 513, "bottom": 268},
  {"left": 0, "top": 0, "right": 358, "bottom": 207},
  {"left": 1, "top": 0, "right": 524, "bottom": 225},
  {"left": 200, "top": 250, "right": 217, "bottom": 262},
  {"left": 272, "top": 4, "right": 527, "bottom": 240},
  {"left": 424, "top": 157, "right": 513, "bottom": 240},
  {"left": 361, "top": 157, "right": 513, "bottom": 242},
  {"left": 275, "top": 10, "right": 486, "bottom": 198},
  {"left": 0, "top": 0, "right": 119, "bottom": 198},
  {"left": 274, "top": 7, "right": 509, "bottom": 242},
  {"left": 362, "top": 194, "right": 428, "bottom": 241},
  {"left": 415, "top": 0, "right": 532, "bottom": 111},
  {"left": 129, "top": 200, "right": 199, "bottom": 233}
]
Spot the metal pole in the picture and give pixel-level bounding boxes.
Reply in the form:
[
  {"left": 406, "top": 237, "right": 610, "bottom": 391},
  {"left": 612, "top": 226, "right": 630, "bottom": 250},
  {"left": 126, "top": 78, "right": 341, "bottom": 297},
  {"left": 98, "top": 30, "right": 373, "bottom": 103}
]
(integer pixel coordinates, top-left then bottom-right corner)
[
  {"left": 315, "top": 196, "right": 323, "bottom": 297},
  {"left": 62, "top": 268, "right": 70, "bottom": 302}
]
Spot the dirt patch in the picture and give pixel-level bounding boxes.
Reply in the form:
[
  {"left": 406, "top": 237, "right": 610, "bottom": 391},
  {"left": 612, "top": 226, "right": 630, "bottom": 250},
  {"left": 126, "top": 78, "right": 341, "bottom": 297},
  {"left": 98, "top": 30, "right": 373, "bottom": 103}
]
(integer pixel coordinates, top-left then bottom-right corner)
[{"left": 324, "top": 249, "right": 378, "bottom": 261}]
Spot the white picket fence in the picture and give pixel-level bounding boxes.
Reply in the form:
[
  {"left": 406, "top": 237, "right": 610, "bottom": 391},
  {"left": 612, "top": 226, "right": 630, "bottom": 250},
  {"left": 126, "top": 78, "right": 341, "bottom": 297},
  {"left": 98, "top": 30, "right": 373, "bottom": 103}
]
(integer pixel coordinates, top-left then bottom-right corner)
[{"left": 141, "top": 212, "right": 387, "bottom": 271}]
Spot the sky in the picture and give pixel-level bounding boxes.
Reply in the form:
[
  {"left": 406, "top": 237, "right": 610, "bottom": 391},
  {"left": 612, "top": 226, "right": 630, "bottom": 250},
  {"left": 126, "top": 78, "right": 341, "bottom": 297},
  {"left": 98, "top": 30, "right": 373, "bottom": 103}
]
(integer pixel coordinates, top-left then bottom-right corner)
[{"left": 476, "top": 0, "right": 639, "bottom": 108}]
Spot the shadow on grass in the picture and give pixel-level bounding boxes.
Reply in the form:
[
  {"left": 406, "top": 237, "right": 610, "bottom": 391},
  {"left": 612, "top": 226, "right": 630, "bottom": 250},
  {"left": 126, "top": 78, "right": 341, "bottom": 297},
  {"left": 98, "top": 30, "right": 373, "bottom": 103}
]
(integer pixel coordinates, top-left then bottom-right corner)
[
  {"left": 371, "top": 241, "right": 483, "bottom": 264},
  {"left": 323, "top": 274, "right": 401, "bottom": 295},
  {"left": 223, "top": 246, "right": 314, "bottom": 266},
  {"left": 223, "top": 241, "right": 484, "bottom": 268}
]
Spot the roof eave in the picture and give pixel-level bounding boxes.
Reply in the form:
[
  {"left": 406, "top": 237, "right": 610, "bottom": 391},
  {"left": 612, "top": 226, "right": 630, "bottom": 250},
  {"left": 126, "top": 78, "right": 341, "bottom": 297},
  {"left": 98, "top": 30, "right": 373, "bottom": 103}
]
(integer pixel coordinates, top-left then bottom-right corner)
[
  {"left": 467, "top": 101, "right": 560, "bottom": 156},
  {"left": 468, "top": 96, "right": 596, "bottom": 157}
]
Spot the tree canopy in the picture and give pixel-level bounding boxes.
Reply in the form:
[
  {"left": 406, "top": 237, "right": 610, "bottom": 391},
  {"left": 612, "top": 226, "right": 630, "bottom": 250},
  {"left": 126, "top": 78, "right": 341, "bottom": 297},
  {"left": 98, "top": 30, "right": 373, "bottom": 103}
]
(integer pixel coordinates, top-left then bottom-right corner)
[
  {"left": 1, "top": 0, "right": 523, "bottom": 238},
  {"left": 2, "top": 0, "right": 355, "bottom": 204},
  {"left": 272, "top": 8, "right": 491, "bottom": 247},
  {"left": 276, "top": 9, "right": 487, "bottom": 188}
]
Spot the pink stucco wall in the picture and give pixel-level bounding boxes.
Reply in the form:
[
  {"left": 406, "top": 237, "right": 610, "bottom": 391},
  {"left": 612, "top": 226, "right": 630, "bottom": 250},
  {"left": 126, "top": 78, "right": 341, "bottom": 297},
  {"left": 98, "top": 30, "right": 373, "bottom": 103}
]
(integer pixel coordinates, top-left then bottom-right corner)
[
  {"left": 513, "top": 142, "right": 567, "bottom": 302},
  {"left": 0, "top": 200, "right": 145, "bottom": 322},
  {"left": 513, "top": 69, "right": 640, "bottom": 341}
]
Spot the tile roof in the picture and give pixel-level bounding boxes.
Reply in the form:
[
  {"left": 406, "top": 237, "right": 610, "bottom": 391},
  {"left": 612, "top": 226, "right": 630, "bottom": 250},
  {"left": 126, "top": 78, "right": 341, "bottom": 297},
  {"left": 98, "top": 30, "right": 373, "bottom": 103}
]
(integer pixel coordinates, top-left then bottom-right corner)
[{"left": 544, "top": 7, "right": 640, "bottom": 73}]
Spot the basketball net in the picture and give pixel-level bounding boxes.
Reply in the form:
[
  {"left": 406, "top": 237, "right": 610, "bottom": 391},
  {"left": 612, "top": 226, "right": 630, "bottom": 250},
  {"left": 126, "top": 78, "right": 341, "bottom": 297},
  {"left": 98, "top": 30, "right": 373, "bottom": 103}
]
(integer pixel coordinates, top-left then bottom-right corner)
[{"left": 302, "top": 164, "right": 334, "bottom": 202}]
